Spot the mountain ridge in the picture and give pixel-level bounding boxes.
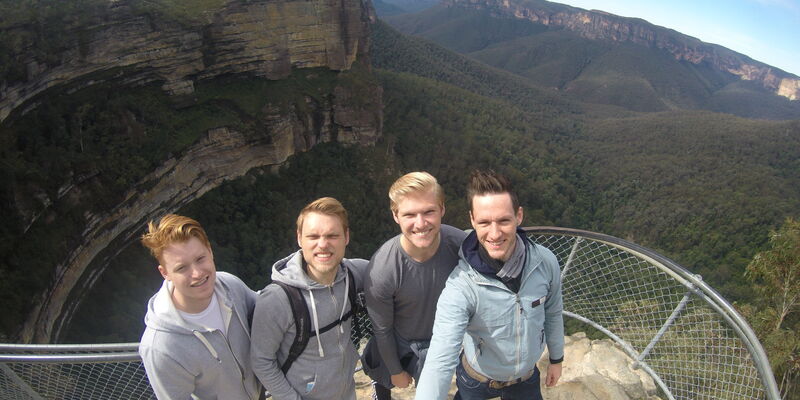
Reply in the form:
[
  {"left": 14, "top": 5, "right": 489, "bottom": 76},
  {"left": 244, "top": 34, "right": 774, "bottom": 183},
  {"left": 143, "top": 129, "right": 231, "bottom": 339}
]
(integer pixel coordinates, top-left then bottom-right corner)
[{"left": 439, "top": 0, "right": 800, "bottom": 101}]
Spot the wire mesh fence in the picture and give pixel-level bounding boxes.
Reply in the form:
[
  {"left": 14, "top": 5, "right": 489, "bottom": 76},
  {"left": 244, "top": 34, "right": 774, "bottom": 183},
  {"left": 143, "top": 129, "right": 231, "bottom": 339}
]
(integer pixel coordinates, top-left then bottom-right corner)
[
  {"left": 0, "top": 227, "right": 780, "bottom": 399},
  {"left": 528, "top": 227, "right": 779, "bottom": 400}
]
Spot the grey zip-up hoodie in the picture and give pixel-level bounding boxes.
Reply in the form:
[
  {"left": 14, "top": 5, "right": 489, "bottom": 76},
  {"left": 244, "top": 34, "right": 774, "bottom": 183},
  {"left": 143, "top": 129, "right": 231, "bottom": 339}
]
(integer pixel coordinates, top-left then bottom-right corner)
[
  {"left": 250, "top": 251, "right": 367, "bottom": 400},
  {"left": 139, "top": 271, "right": 260, "bottom": 400}
]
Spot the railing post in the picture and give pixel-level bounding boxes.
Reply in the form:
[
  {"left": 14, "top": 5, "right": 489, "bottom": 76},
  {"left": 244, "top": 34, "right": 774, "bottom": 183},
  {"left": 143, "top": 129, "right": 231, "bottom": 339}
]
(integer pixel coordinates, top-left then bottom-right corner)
[
  {"left": 635, "top": 288, "right": 695, "bottom": 365},
  {"left": 560, "top": 236, "right": 583, "bottom": 280}
]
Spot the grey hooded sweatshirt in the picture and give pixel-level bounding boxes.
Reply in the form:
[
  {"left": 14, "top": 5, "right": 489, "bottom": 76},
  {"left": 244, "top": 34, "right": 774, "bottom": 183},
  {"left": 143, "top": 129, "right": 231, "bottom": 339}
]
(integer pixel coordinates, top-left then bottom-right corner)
[
  {"left": 250, "top": 251, "right": 367, "bottom": 400},
  {"left": 139, "top": 271, "right": 260, "bottom": 400}
]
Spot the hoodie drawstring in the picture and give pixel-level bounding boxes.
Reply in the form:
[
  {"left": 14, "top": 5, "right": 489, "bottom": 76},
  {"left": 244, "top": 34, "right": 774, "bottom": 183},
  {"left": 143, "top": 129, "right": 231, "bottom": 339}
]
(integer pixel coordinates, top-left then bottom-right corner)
[
  {"left": 192, "top": 331, "right": 220, "bottom": 362},
  {"left": 308, "top": 290, "right": 325, "bottom": 357}
]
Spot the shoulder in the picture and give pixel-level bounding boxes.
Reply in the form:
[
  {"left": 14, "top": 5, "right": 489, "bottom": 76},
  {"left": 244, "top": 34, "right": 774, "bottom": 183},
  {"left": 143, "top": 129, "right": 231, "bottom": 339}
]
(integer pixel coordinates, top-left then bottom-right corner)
[
  {"left": 216, "top": 271, "right": 249, "bottom": 290},
  {"left": 441, "top": 263, "right": 477, "bottom": 304},
  {"left": 440, "top": 224, "right": 468, "bottom": 244},
  {"left": 371, "top": 235, "right": 402, "bottom": 260},
  {"left": 527, "top": 242, "right": 559, "bottom": 273},
  {"left": 367, "top": 236, "right": 405, "bottom": 273},
  {"left": 216, "top": 271, "right": 256, "bottom": 302}
]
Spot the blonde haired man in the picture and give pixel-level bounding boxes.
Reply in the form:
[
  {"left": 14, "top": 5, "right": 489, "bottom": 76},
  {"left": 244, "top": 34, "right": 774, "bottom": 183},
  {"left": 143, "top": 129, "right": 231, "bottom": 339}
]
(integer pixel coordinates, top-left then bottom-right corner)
[
  {"left": 250, "top": 197, "right": 368, "bottom": 399},
  {"left": 362, "top": 172, "right": 467, "bottom": 399},
  {"left": 139, "top": 214, "right": 260, "bottom": 400}
]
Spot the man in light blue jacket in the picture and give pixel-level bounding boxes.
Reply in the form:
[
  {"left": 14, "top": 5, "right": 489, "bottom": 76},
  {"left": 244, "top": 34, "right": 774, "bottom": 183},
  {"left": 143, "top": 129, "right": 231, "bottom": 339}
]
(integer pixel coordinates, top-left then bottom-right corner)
[{"left": 415, "top": 170, "right": 564, "bottom": 400}]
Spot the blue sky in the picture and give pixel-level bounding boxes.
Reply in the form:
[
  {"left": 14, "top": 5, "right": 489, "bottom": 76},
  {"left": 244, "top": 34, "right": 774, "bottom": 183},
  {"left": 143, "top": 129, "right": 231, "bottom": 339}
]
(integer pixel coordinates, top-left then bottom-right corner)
[{"left": 553, "top": 0, "right": 800, "bottom": 77}]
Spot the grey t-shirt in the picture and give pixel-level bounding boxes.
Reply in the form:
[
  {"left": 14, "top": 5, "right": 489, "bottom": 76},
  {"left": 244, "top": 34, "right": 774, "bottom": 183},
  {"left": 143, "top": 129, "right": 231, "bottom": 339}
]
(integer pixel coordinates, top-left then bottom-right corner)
[{"left": 364, "top": 224, "right": 467, "bottom": 375}]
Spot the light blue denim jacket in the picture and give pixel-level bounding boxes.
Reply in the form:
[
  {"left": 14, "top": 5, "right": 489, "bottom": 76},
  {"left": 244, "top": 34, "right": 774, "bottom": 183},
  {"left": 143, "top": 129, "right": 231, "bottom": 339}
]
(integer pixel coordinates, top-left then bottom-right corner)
[{"left": 415, "top": 232, "right": 564, "bottom": 399}]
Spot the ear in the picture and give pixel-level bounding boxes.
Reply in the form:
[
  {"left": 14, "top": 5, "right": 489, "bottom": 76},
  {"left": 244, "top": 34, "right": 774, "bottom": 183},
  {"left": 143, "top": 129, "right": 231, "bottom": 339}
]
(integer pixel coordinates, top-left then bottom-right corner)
[
  {"left": 516, "top": 206, "right": 524, "bottom": 225},
  {"left": 440, "top": 203, "right": 446, "bottom": 218},
  {"left": 157, "top": 265, "right": 169, "bottom": 280},
  {"left": 345, "top": 228, "right": 351, "bottom": 246},
  {"left": 469, "top": 210, "right": 476, "bottom": 229},
  {"left": 296, "top": 230, "right": 303, "bottom": 248},
  {"left": 392, "top": 210, "right": 401, "bottom": 225}
]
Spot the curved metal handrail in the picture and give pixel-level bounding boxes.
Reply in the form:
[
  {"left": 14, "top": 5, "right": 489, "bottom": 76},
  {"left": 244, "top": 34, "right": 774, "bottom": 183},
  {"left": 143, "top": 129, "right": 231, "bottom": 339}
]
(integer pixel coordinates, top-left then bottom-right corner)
[
  {"left": 0, "top": 227, "right": 781, "bottom": 400},
  {"left": 525, "top": 226, "right": 780, "bottom": 400}
]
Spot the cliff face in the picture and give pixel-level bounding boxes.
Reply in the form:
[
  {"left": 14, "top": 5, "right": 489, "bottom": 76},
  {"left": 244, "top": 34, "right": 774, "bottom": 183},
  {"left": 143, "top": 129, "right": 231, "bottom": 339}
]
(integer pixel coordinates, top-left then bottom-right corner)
[
  {"left": 1, "top": 0, "right": 376, "bottom": 122},
  {"left": 22, "top": 82, "right": 382, "bottom": 343},
  {"left": 2, "top": 0, "right": 382, "bottom": 343},
  {"left": 443, "top": 0, "right": 800, "bottom": 101}
]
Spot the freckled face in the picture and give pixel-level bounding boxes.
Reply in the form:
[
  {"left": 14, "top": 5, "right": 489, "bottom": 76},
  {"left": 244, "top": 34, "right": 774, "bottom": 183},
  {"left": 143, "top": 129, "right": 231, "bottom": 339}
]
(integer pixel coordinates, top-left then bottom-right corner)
[
  {"left": 158, "top": 237, "right": 216, "bottom": 312},
  {"left": 470, "top": 193, "right": 523, "bottom": 262},
  {"left": 393, "top": 190, "right": 444, "bottom": 253}
]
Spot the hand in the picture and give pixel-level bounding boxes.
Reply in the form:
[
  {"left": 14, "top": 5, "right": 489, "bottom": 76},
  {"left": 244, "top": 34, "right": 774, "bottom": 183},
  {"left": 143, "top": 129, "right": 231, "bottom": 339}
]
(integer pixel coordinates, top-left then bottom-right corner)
[
  {"left": 545, "top": 363, "right": 562, "bottom": 387},
  {"left": 391, "top": 371, "right": 413, "bottom": 388}
]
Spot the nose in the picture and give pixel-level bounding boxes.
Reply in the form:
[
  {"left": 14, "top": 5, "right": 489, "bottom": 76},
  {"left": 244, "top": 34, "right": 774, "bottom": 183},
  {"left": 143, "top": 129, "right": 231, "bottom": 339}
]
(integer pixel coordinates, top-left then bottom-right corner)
[
  {"left": 190, "top": 265, "right": 203, "bottom": 278},
  {"left": 488, "top": 223, "right": 502, "bottom": 239},
  {"left": 414, "top": 214, "right": 425, "bottom": 226}
]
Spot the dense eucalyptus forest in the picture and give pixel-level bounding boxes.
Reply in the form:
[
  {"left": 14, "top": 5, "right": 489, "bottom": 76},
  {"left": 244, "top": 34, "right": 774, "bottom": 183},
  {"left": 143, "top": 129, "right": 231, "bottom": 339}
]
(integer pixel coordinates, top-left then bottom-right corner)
[{"left": 0, "top": 0, "right": 798, "bottom": 396}]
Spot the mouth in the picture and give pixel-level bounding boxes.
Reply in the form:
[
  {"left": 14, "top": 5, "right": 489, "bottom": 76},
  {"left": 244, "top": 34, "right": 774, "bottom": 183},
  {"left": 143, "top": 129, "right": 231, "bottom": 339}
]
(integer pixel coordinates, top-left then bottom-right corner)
[
  {"left": 314, "top": 252, "right": 333, "bottom": 262},
  {"left": 412, "top": 228, "right": 433, "bottom": 237},
  {"left": 190, "top": 276, "right": 209, "bottom": 287},
  {"left": 485, "top": 239, "right": 506, "bottom": 250}
]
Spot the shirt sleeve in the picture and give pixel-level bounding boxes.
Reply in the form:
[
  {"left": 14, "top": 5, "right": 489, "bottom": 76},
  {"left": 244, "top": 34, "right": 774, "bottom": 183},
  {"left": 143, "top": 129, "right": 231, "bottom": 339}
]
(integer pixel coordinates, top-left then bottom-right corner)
[
  {"left": 541, "top": 246, "right": 565, "bottom": 363},
  {"left": 364, "top": 250, "right": 405, "bottom": 375},
  {"left": 249, "top": 287, "right": 302, "bottom": 400},
  {"left": 414, "top": 276, "right": 473, "bottom": 400}
]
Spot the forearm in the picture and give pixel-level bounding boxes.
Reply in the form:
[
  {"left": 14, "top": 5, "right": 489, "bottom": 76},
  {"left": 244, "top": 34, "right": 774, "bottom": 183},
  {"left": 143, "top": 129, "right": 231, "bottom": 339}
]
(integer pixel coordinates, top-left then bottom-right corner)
[{"left": 252, "top": 358, "right": 301, "bottom": 400}]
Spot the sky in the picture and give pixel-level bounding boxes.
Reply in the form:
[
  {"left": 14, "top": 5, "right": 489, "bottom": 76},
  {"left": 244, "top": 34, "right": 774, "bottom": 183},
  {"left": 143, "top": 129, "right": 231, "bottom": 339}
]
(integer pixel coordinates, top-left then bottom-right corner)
[{"left": 552, "top": 0, "right": 800, "bottom": 77}]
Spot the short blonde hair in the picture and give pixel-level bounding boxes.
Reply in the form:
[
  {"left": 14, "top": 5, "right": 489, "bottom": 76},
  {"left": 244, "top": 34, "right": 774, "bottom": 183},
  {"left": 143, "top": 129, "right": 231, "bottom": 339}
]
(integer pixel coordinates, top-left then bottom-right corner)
[
  {"left": 389, "top": 171, "right": 444, "bottom": 213},
  {"left": 296, "top": 197, "right": 349, "bottom": 233},
  {"left": 140, "top": 214, "right": 211, "bottom": 264}
]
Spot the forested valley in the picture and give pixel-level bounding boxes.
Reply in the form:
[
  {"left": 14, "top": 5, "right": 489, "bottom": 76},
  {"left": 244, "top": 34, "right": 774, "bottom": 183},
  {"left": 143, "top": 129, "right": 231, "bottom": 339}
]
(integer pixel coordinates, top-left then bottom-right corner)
[{"left": 0, "top": 2, "right": 797, "bottom": 396}]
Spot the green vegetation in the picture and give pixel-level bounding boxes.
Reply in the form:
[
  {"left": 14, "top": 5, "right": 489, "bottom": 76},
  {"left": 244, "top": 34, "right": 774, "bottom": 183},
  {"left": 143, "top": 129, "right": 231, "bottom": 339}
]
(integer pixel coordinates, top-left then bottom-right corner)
[
  {"left": 739, "top": 218, "right": 800, "bottom": 400},
  {"left": 0, "top": 64, "right": 374, "bottom": 339},
  {"left": 2, "top": 7, "right": 798, "bottom": 396},
  {"left": 385, "top": 4, "right": 800, "bottom": 120}
]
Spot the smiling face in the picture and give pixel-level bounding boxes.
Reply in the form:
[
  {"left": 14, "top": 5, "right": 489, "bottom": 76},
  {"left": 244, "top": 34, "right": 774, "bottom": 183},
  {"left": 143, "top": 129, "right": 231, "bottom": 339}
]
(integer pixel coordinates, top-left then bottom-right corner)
[
  {"left": 470, "top": 192, "right": 523, "bottom": 262},
  {"left": 157, "top": 236, "right": 217, "bottom": 313},
  {"left": 393, "top": 189, "right": 445, "bottom": 261},
  {"left": 298, "top": 211, "right": 350, "bottom": 286}
]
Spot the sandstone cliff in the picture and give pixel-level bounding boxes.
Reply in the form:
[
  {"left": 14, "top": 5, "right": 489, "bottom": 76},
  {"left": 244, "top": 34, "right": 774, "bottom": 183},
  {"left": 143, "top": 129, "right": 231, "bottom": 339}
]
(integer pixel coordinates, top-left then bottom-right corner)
[
  {"left": 0, "top": 0, "right": 376, "bottom": 123},
  {"left": 2, "top": 0, "right": 383, "bottom": 343},
  {"left": 24, "top": 83, "right": 382, "bottom": 343},
  {"left": 443, "top": 0, "right": 800, "bottom": 101}
]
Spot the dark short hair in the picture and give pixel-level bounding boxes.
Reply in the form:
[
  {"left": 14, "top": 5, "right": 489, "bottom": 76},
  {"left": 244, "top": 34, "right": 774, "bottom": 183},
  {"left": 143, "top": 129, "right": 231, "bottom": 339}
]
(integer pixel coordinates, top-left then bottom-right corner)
[{"left": 467, "top": 170, "right": 519, "bottom": 212}]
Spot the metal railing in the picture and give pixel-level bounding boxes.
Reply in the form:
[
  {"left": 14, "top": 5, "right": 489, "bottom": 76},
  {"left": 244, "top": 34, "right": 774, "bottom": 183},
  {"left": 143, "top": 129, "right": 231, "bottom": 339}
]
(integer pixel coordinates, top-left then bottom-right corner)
[{"left": 0, "top": 227, "right": 780, "bottom": 399}]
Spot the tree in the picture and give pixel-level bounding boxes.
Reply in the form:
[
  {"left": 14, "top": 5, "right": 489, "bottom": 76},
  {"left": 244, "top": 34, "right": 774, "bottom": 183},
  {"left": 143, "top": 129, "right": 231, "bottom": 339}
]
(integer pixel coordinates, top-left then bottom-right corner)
[{"left": 742, "top": 218, "right": 800, "bottom": 399}]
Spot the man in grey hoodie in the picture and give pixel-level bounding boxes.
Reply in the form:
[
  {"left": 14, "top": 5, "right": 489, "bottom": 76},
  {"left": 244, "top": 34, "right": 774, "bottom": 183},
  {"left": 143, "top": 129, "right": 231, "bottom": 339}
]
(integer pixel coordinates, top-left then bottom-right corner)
[
  {"left": 139, "top": 214, "right": 260, "bottom": 400},
  {"left": 250, "top": 197, "right": 368, "bottom": 400}
]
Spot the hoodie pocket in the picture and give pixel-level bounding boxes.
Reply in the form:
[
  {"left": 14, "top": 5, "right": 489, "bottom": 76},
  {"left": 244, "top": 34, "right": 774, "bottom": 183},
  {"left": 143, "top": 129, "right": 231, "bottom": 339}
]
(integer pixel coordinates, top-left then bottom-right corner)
[{"left": 302, "top": 374, "right": 317, "bottom": 395}]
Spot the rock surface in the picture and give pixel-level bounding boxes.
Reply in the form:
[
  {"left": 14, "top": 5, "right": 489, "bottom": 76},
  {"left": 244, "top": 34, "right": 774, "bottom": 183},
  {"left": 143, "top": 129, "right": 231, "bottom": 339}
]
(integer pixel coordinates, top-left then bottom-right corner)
[
  {"left": 0, "top": 0, "right": 376, "bottom": 122},
  {"left": 444, "top": 0, "right": 800, "bottom": 101},
  {"left": 351, "top": 333, "right": 661, "bottom": 399},
  {"left": 21, "top": 81, "right": 383, "bottom": 343}
]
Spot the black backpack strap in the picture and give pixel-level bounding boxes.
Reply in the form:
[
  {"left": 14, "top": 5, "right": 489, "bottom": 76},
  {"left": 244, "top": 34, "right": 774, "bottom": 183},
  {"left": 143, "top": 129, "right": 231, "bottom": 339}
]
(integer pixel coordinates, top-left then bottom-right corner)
[
  {"left": 346, "top": 266, "right": 360, "bottom": 316},
  {"left": 273, "top": 281, "right": 310, "bottom": 375},
  {"left": 274, "top": 265, "right": 361, "bottom": 373}
]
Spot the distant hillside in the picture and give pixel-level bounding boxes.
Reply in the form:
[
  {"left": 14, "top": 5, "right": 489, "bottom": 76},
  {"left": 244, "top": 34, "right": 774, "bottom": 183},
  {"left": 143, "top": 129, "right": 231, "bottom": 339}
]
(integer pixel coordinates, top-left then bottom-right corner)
[
  {"left": 385, "top": 1, "right": 800, "bottom": 119},
  {"left": 374, "top": 0, "right": 439, "bottom": 15},
  {"left": 370, "top": 21, "right": 800, "bottom": 301},
  {"left": 76, "top": 22, "right": 800, "bottom": 342}
]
